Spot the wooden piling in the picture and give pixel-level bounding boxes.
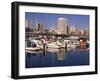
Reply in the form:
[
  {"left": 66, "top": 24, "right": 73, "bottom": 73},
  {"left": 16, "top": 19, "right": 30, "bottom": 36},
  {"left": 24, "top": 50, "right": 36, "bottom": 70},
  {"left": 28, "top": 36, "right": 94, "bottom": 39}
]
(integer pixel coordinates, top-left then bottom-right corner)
[{"left": 43, "top": 43, "right": 46, "bottom": 55}]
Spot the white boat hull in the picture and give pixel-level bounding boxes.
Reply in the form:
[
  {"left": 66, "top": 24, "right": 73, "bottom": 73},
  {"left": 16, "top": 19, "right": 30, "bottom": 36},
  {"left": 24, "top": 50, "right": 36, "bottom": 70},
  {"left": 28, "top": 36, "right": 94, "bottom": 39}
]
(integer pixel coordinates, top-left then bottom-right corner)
[{"left": 25, "top": 47, "right": 41, "bottom": 51}]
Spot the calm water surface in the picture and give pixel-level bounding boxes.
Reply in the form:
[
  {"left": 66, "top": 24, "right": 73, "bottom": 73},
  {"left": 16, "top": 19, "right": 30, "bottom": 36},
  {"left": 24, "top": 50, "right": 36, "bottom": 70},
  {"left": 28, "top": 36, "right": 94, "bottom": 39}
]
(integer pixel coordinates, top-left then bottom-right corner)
[{"left": 25, "top": 48, "right": 89, "bottom": 68}]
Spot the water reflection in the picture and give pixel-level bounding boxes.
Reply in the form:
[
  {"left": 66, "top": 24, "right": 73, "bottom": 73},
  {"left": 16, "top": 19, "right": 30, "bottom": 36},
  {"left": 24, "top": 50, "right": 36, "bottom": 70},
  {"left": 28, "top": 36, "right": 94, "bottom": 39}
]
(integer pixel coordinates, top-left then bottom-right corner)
[
  {"left": 57, "top": 48, "right": 66, "bottom": 61},
  {"left": 26, "top": 48, "right": 89, "bottom": 68}
]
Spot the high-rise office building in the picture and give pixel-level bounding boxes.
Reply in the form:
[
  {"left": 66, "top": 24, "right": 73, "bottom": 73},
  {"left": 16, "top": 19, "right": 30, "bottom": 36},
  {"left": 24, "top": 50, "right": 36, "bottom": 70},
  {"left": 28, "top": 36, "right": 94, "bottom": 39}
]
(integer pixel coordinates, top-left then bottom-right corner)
[
  {"left": 58, "top": 18, "right": 67, "bottom": 35},
  {"left": 25, "top": 20, "right": 33, "bottom": 28},
  {"left": 25, "top": 20, "right": 33, "bottom": 38},
  {"left": 70, "top": 25, "right": 77, "bottom": 35},
  {"left": 36, "top": 22, "right": 44, "bottom": 33},
  {"left": 25, "top": 20, "right": 28, "bottom": 28}
]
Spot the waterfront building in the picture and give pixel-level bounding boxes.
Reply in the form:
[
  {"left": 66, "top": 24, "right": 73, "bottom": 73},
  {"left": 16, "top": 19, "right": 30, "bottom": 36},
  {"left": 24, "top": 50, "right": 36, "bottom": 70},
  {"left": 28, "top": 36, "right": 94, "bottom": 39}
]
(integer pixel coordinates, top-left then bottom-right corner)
[
  {"left": 55, "top": 29, "right": 59, "bottom": 35},
  {"left": 36, "top": 22, "right": 44, "bottom": 34},
  {"left": 84, "top": 28, "right": 89, "bottom": 35},
  {"left": 25, "top": 19, "right": 33, "bottom": 28},
  {"left": 67, "top": 26, "right": 70, "bottom": 35},
  {"left": 69, "top": 25, "right": 78, "bottom": 35},
  {"left": 48, "top": 27, "right": 56, "bottom": 34},
  {"left": 79, "top": 28, "right": 89, "bottom": 35},
  {"left": 25, "top": 20, "right": 34, "bottom": 39},
  {"left": 58, "top": 18, "right": 68, "bottom": 35},
  {"left": 25, "top": 20, "right": 28, "bottom": 28},
  {"left": 80, "top": 30, "right": 85, "bottom": 35}
]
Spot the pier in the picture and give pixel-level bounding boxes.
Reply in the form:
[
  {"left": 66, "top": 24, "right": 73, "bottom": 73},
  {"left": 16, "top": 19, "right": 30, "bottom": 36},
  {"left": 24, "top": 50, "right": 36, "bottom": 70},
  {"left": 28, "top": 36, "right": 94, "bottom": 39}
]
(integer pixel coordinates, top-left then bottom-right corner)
[{"left": 26, "top": 32, "right": 89, "bottom": 40}]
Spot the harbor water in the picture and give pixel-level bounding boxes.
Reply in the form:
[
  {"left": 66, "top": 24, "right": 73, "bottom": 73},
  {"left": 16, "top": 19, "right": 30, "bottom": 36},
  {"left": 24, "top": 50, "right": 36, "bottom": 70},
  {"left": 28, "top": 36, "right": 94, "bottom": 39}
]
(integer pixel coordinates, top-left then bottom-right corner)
[{"left": 25, "top": 48, "right": 89, "bottom": 68}]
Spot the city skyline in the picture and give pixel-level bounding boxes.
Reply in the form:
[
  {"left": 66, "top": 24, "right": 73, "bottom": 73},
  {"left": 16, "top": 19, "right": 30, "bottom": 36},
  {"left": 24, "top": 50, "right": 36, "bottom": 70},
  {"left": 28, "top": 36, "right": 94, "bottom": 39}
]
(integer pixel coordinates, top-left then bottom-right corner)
[{"left": 25, "top": 12, "right": 89, "bottom": 29}]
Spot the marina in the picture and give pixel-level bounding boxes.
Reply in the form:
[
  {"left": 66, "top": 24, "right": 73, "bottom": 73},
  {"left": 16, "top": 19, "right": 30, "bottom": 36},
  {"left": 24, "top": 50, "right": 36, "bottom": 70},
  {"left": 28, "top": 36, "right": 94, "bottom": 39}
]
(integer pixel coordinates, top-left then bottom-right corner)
[
  {"left": 25, "top": 36, "right": 89, "bottom": 68},
  {"left": 25, "top": 13, "right": 90, "bottom": 68},
  {"left": 25, "top": 36, "right": 89, "bottom": 52}
]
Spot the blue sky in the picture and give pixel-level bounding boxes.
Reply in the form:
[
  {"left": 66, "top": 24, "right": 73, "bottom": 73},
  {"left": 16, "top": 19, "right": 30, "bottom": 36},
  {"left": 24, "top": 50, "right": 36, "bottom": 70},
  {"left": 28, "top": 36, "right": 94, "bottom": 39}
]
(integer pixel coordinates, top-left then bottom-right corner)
[{"left": 25, "top": 12, "right": 89, "bottom": 29}]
